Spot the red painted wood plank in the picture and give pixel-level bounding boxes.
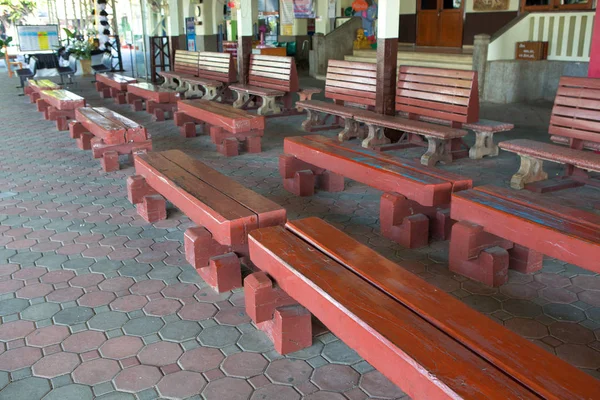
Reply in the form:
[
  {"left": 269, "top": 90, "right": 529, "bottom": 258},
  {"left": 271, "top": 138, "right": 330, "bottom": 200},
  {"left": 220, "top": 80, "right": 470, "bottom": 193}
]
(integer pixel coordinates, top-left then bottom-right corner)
[
  {"left": 248, "top": 226, "right": 540, "bottom": 400},
  {"left": 76, "top": 108, "right": 127, "bottom": 145},
  {"left": 134, "top": 152, "right": 257, "bottom": 246},
  {"left": 28, "top": 79, "right": 60, "bottom": 91},
  {"left": 354, "top": 113, "right": 467, "bottom": 139},
  {"left": 160, "top": 150, "right": 284, "bottom": 228},
  {"left": 286, "top": 217, "right": 600, "bottom": 400},
  {"left": 451, "top": 189, "right": 600, "bottom": 272},
  {"left": 40, "top": 90, "right": 85, "bottom": 110},
  {"left": 283, "top": 136, "right": 454, "bottom": 206},
  {"left": 97, "top": 73, "right": 137, "bottom": 91},
  {"left": 127, "top": 83, "right": 178, "bottom": 103},
  {"left": 400, "top": 65, "right": 476, "bottom": 81},
  {"left": 177, "top": 100, "right": 265, "bottom": 132}
]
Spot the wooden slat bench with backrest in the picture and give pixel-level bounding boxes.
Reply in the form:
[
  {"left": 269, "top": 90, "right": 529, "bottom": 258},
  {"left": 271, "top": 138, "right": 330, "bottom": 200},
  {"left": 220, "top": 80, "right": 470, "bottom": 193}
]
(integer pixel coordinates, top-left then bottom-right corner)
[
  {"left": 280, "top": 135, "right": 472, "bottom": 248},
  {"left": 246, "top": 217, "right": 600, "bottom": 400},
  {"left": 229, "top": 54, "right": 320, "bottom": 116},
  {"left": 36, "top": 89, "right": 86, "bottom": 131},
  {"left": 295, "top": 60, "right": 380, "bottom": 140},
  {"left": 158, "top": 50, "right": 199, "bottom": 91},
  {"left": 174, "top": 99, "right": 265, "bottom": 156},
  {"left": 94, "top": 73, "right": 138, "bottom": 104},
  {"left": 24, "top": 79, "right": 60, "bottom": 104},
  {"left": 127, "top": 149, "right": 286, "bottom": 292},
  {"left": 68, "top": 107, "right": 152, "bottom": 172},
  {"left": 499, "top": 76, "right": 600, "bottom": 192},
  {"left": 126, "top": 82, "right": 179, "bottom": 121},
  {"left": 449, "top": 185, "right": 600, "bottom": 287},
  {"left": 179, "top": 52, "right": 237, "bottom": 100}
]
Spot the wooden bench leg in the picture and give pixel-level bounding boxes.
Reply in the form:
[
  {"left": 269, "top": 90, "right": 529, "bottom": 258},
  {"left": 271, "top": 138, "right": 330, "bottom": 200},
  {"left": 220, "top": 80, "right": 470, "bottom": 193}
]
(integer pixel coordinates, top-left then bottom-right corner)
[
  {"left": 301, "top": 109, "right": 320, "bottom": 132},
  {"left": 36, "top": 99, "right": 49, "bottom": 115},
  {"left": 137, "top": 194, "right": 167, "bottom": 223},
  {"left": 115, "top": 92, "right": 127, "bottom": 104},
  {"left": 317, "top": 171, "right": 345, "bottom": 192},
  {"left": 182, "top": 122, "right": 197, "bottom": 138},
  {"left": 245, "top": 272, "right": 312, "bottom": 355},
  {"left": 30, "top": 92, "right": 40, "bottom": 104},
  {"left": 421, "top": 137, "right": 453, "bottom": 167},
  {"left": 217, "top": 138, "right": 239, "bottom": 157},
  {"left": 449, "top": 221, "right": 512, "bottom": 287},
  {"left": 279, "top": 154, "right": 326, "bottom": 197},
  {"left": 380, "top": 193, "right": 430, "bottom": 249},
  {"left": 469, "top": 131, "right": 499, "bottom": 159},
  {"left": 233, "top": 91, "right": 250, "bottom": 109},
  {"left": 55, "top": 116, "right": 69, "bottom": 131},
  {"left": 509, "top": 244, "right": 544, "bottom": 274},
  {"left": 127, "top": 175, "right": 159, "bottom": 204},
  {"left": 101, "top": 151, "right": 120, "bottom": 172},
  {"left": 152, "top": 107, "right": 165, "bottom": 122},
  {"left": 69, "top": 121, "right": 86, "bottom": 139},
  {"left": 77, "top": 132, "right": 94, "bottom": 150},
  {"left": 184, "top": 227, "right": 230, "bottom": 269},
  {"left": 362, "top": 124, "right": 391, "bottom": 148},
  {"left": 257, "top": 95, "right": 282, "bottom": 116},
  {"left": 100, "top": 87, "right": 111, "bottom": 98},
  {"left": 510, "top": 155, "right": 548, "bottom": 190},
  {"left": 127, "top": 93, "right": 143, "bottom": 112},
  {"left": 246, "top": 136, "right": 262, "bottom": 153}
]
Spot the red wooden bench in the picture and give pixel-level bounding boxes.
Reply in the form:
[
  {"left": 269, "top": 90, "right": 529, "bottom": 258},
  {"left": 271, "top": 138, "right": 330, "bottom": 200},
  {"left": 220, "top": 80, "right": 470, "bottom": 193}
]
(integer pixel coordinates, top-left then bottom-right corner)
[
  {"left": 36, "top": 89, "right": 86, "bottom": 131},
  {"left": 247, "top": 217, "right": 600, "bottom": 399},
  {"left": 68, "top": 107, "right": 152, "bottom": 172},
  {"left": 281, "top": 135, "right": 472, "bottom": 248},
  {"left": 295, "top": 60, "right": 379, "bottom": 139},
  {"left": 449, "top": 185, "right": 600, "bottom": 286},
  {"left": 180, "top": 52, "right": 237, "bottom": 100},
  {"left": 127, "top": 149, "right": 285, "bottom": 292},
  {"left": 229, "top": 54, "right": 320, "bottom": 116},
  {"left": 499, "top": 77, "right": 600, "bottom": 192},
  {"left": 158, "top": 50, "right": 199, "bottom": 91},
  {"left": 24, "top": 79, "right": 60, "bottom": 104},
  {"left": 174, "top": 99, "right": 265, "bottom": 156},
  {"left": 126, "top": 82, "right": 179, "bottom": 121},
  {"left": 94, "top": 73, "right": 138, "bottom": 104}
]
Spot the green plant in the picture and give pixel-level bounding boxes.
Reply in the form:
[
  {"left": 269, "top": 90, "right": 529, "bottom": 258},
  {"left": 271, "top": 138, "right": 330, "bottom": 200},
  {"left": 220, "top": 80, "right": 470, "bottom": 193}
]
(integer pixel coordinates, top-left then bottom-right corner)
[
  {"left": 0, "top": 35, "right": 12, "bottom": 57},
  {"left": 0, "top": 0, "right": 36, "bottom": 34},
  {"left": 60, "top": 28, "right": 95, "bottom": 60}
]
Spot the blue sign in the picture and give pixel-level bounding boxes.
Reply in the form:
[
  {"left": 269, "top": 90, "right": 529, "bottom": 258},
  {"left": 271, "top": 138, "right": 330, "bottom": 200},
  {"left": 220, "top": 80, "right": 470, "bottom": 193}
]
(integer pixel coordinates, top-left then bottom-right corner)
[{"left": 186, "top": 17, "right": 196, "bottom": 51}]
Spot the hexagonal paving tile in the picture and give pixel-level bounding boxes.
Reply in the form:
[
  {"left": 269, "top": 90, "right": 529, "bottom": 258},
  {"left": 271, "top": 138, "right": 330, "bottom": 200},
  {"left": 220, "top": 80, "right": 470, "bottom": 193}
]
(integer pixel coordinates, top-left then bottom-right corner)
[
  {"left": 130, "top": 280, "right": 165, "bottom": 295},
  {"left": 265, "top": 358, "right": 313, "bottom": 385},
  {"left": 360, "top": 370, "right": 406, "bottom": 399},
  {"left": 157, "top": 370, "right": 207, "bottom": 399},
  {"left": 26, "top": 325, "right": 70, "bottom": 347},
  {"left": 138, "top": 342, "right": 183, "bottom": 366},
  {"left": 143, "top": 298, "right": 181, "bottom": 316},
  {"left": 78, "top": 291, "right": 116, "bottom": 308},
  {"left": 198, "top": 325, "right": 240, "bottom": 348},
  {"left": 222, "top": 352, "right": 268, "bottom": 378},
  {"left": 549, "top": 322, "right": 595, "bottom": 344},
  {"left": 20, "top": 302, "right": 61, "bottom": 321},
  {"left": 46, "top": 287, "right": 84, "bottom": 302},
  {"left": 122, "top": 316, "right": 164, "bottom": 337},
  {"left": 0, "top": 376, "right": 51, "bottom": 400},
  {"left": 114, "top": 365, "right": 162, "bottom": 392},
  {"left": 178, "top": 347, "right": 224, "bottom": 372},
  {"left": 0, "top": 320, "right": 35, "bottom": 341},
  {"left": 72, "top": 358, "right": 121, "bottom": 385},
  {"left": 178, "top": 302, "right": 217, "bottom": 321},
  {"left": 99, "top": 277, "right": 135, "bottom": 292},
  {"left": 202, "top": 377, "right": 253, "bottom": 400},
  {"left": 311, "top": 364, "right": 359, "bottom": 392},
  {"left": 32, "top": 351, "right": 81, "bottom": 378},
  {"left": 322, "top": 340, "right": 362, "bottom": 365},
  {"left": 41, "top": 270, "right": 75, "bottom": 284},
  {"left": 100, "top": 336, "right": 144, "bottom": 359},
  {"left": 0, "top": 346, "right": 42, "bottom": 371},
  {"left": 62, "top": 331, "right": 107, "bottom": 353},
  {"left": 237, "top": 330, "right": 274, "bottom": 353},
  {"left": 54, "top": 307, "right": 95, "bottom": 326},
  {"left": 43, "top": 384, "right": 94, "bottom": 400},
  {"left": 162, "top": 283, "right": 198, "bottom": 299},
  {"left": 110, "top": 295, "right": 148, "bottom": 312},
  {"left": 159, "top": 320, "right": 201, "bottom": 342},
  {"left": 87, "top": 311, "right": 129, "bottom": 331},
  {"left": 214, "top": 307, "right": 251, "bottom": 326},
  {"left": 556, "top": 343, "right": 600, "bottom": 369},
  {"left": 69, "top": 273, "right": 105, "bottom": 288},
  {"left": 504, "top": 318, "right": 548, "bottom": 339},
  {"left": 16, "top": 283, "right": 54, "bottom": 299}
]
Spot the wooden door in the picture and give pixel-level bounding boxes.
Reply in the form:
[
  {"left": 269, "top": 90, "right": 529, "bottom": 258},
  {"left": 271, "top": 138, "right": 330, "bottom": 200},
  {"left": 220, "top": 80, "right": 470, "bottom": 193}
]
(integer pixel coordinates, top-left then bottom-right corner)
[{"left": 416, "top": 0, "right": 464, "bottom": 48}]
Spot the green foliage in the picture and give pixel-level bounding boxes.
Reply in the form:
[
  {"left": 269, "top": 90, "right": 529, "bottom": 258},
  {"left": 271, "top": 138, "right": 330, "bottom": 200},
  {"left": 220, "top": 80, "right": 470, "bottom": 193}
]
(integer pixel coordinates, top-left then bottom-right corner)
[
  {"left": 0, "top": 36, "right": 13, "bottom": 57},
  {"left": 0, "top": 0, "right": 37, "bottom": 27},
  {"left": 59, "top": 28, "right": 95, "bottom": 60}
]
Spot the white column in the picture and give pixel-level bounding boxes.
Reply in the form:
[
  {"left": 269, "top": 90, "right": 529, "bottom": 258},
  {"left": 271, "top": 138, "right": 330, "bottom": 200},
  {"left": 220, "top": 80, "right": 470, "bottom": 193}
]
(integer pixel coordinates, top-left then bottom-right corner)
[
  {"left": 378, "top": 0, "right": 399, "bottom": 39},
  {"left": 237, "top": 0, "right": 254, "bottom": 37},
  {"left": 167, "top": 0, "right": 183, "bottom": 36}
]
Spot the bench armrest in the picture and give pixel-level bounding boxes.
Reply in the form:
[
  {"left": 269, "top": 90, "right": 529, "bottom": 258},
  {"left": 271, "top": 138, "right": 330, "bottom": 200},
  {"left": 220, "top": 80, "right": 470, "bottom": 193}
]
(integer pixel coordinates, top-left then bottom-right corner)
[{"left": 298, "top": 87, "right": 322, "bottom": 102}]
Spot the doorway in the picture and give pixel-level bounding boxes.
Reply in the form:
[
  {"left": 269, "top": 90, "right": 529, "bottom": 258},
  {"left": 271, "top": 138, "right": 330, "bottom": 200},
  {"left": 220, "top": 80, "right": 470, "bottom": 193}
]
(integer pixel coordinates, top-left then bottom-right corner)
[{"left": 416, "top": 0, "right": 464, "bottom": 48}]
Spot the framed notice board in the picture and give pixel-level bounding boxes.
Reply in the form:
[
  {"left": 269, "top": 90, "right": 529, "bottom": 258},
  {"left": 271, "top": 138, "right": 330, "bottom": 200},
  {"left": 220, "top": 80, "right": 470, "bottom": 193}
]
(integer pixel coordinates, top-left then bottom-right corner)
[{"left": 17, "top": 25, "right": 60, "bottom": 52}]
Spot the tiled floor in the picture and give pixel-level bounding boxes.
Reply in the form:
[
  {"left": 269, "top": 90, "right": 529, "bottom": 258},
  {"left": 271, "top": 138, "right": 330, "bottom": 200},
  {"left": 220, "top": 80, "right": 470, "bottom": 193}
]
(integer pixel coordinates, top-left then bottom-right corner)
[{"left": 0, "top": 70, "right": 599, "bottom": 400}]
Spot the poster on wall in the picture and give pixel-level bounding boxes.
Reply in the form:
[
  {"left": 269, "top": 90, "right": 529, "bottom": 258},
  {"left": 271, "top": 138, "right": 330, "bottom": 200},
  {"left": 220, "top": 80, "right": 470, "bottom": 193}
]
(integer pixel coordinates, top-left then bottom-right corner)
[
  {"left": 473, "top": 0, "right": 510, "bottom": 11},
  {"left": 293, "top": 0, "right": 315, "bottom": 18},
  {"left": 280, "top": 0, "right": 294, "bottom": 24},
  {"left": 185, "top": 17, "right": 196, "bottom": 51},
  {"left": 16, "top": 25, "right": 59, "bottom": 52},
  {"left": 282, "top": 24, "right": 293, "bottom": 35}
]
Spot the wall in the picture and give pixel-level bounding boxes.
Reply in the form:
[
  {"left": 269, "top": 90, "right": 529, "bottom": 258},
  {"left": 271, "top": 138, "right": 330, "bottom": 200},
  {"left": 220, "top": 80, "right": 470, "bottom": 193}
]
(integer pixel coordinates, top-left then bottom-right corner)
[{"left": 310, "top": 17, "right": 362, "bottom": 77}]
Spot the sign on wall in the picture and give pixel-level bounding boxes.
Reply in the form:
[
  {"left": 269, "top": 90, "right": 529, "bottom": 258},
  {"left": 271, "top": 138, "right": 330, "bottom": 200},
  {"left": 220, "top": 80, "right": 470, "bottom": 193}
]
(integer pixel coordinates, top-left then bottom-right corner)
[
  {"left": 281, "top": 0, "right": 315, "bottom": 20},
  {"left": 186, "top": 17, "right": 196, "bottom": 51},
  {"left": 473, "top": 0, "right": 510, "bottom": 11}
]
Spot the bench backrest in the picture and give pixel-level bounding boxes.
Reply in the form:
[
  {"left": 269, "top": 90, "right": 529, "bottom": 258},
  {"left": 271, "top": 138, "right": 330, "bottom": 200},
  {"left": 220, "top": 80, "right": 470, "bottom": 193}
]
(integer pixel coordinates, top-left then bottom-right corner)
[
  {"left": 173, "top": 50, "right": 199, "bottom": 75},
  {"left": 550, "top": 76, "right": 600, "bottom": 147},
  {"left": 248, "top": 55, "right": 299, "bottom": 93},
  {"left": 325, "top": 60, "right": 377, "bottom": 108},
  {"left": 198, "top": 52, "right": 237, "bottom": 84},
  {"left": 396, "top": 66, "right": 479, "bottom": 126}
]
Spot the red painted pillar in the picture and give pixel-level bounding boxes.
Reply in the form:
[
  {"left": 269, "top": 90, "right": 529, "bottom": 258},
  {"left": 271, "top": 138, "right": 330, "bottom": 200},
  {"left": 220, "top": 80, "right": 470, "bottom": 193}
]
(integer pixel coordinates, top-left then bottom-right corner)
[{"left": 589, "top": 7, "right": 600, "bottom": 77}]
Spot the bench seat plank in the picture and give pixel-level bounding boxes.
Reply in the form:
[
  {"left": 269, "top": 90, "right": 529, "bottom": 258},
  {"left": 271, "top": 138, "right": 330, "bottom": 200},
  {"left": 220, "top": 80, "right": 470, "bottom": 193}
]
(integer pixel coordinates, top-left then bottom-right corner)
[
  {"left": 354, "top": 112, "right": 468, "bottom": 139},
  {"left": 76, "top": 107, "right": 146, "bottom": 145},
  {"left": 499, "top": 139, "right": 600, "bottom": 172},
  {"left": 135, "top": 152, "right": 257, "bottom": 246},
  {"left": 248, "top": 226, "right": 540, "bottom": 400},
  {"left": 160, "top": 150, "right": 284, "bottom": 228},
  {"left": 451, "top": 186, "right": 600, "bottom": 272},
  {"left": 296, "top": 100, "right": 373, "bottom": 119},
  {"left": 128, "top": 83, "right": 179, "bottom": 104},
  {"left": 40, "top": 90, "right": 86, "bottom": 110},
  {"left": 229, "top": 83, "right": 285, "bottom": 97},
  {"left": 178, "top": 100, "right": 265, "bottom": 132},
  {"left": 96, "top": 73, "right": 137, "bottom": 91},
  {"left": 28, "top": 79, "right": 60, "bottom": 91},
  {"left": 284, "top": 136, "right": 454, "bottom": 206},
  {"left": 286, "top": 217, "right": 600, "bottom": 400}
]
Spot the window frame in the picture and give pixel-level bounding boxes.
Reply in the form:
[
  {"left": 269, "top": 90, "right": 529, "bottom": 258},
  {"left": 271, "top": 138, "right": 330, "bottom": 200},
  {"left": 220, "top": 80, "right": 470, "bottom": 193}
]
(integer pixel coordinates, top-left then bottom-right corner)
[{"left": 520, "top": 0, "right": 594, "bottom": 12}]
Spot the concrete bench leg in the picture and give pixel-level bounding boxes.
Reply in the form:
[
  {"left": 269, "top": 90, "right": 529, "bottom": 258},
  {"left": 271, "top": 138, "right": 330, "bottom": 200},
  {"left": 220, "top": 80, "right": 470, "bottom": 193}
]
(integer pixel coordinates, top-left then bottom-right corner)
[
  {"left": 449, "top": 221, "right": 512, "bottom": 287},
  {"left": 127, "top": 175, "right": 159, "bottom": 205},
  {"left": 127, "top": 93, "right": 143, "bottom": 112},
  {"left": 257, "top": 95, "right": 282, "bottom": 116},
  {"left": 201, "top": 84, "right": 220, "bottom": 101},
  {"left": 510, "top": 155, "right": 548, "bottom": 190},
  {"left": 152, "top": 107, "right": 165, "bottom": 122},
  {"left": 77, "top": 132, "right": 94, "bottom": 150},
  {"left": 184, "top": 82, "right": 204, "bottom": 99},
  {"left": 301, "top": 109, "right": 320, "bottom": 132},
  {"left": 100, "top": 87, "right": 111, "bottom": 98},
  {"left": 362, "top": 124, "right": 391, "bottom": 148},
  {"left": 508, "top": 244, "right": 544, "bottom": 274},
  {"left": 29, "top": 92, "right": 40, "bottom": 104},
  {"left": 245, "top": 272, "right": 312, "bottom": 355},
  {"left": 338, "top": 119, "right": 361, "bottom": 142},
  {"left": 246, "top": 136, "right": 262, "bottom": 153},
  {"left": 136, "top": 194, "right": 166, "bottom": 223},
  {"left": 173, "top": 111, "right": 197, "bottom": 138},
  {"left": 69, "top": 121, "right": 86, "bottom": 139},
  {"left": 101, "top": 151, "right": 120, "bottom": 172},
  {"left": 469, "top": 131, "right": 499, "bottom": 159},
  {"left": 36, "top": 99, "right": 49, "bottom": 115},
  {"left": 217, "top": 138, "right": 239, "bottom": 157},
  {"left": 380, "top": 193, "right": 431, "bottom": 249},
  {"left": 184, "top": 227, "right": 241, "bottom": 293},
  {"left": 55, "top": 115, "right": 69, "bottom": 131},
  {"left": 421, "top": 136, "right": 453, "bottom": 166},
  {"left": 232, "top": 91, "right": 250, "bottom": 109}
]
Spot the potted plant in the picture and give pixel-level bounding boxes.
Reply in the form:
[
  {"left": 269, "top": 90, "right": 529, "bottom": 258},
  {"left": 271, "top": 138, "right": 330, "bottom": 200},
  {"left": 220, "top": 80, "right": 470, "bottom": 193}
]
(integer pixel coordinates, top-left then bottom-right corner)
[
  {"left": 0, "top": 36, "right": 12, "bottom": 58},
  {"left": 60, "top": 28, "right": 96, "bottom": 75}
]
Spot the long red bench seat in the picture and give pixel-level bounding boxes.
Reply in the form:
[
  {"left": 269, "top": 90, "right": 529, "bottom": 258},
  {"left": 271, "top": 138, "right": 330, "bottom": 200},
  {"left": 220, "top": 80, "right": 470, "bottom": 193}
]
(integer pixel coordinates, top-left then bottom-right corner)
[
  {"left": 449, "top": 185, "right": 600, "bottom": 286},
  {"left": 246, "top": 217, "right": 600, "bottom": 400},
  {"left": 95, "top": 73, "right": 137, "bottom": 104},
  {"left": 36, "top": 89, "right": 86, "bottom": 131},
  {"left": 24, "top": 79, "right": 60, "bottom": 104},
  {"left": 281, "top": 135, "right": 472, "bottom": 248},
  {"left": 126, "top": 83, "right": 179, "bottom": 121}
]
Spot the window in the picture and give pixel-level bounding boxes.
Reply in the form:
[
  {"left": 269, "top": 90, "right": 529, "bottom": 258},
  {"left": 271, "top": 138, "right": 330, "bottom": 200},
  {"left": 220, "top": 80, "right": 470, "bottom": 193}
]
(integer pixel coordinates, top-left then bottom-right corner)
[{"left": 521, "top": 0, "right": 593, "bottom": 11}]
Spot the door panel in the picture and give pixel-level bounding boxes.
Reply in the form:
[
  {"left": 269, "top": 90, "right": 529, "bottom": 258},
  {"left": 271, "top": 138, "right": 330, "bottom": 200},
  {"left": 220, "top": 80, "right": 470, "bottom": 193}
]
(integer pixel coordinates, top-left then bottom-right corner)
[
  {"left": 416, "top": 0, "right": 464, "bottom": 48},
  {"left": 438, "top": 11, "right": 463, "bottom": 47},
  {"left": 416, "top": 12, "right": 439, "bottom": 47}
]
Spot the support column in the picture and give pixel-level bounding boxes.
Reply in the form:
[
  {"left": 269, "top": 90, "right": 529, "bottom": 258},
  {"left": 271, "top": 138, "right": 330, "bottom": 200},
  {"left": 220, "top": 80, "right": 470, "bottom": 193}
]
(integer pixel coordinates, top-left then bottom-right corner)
[
  {"left": 589, "top": 8, "right": 600, "bottom": 78},
  {"left": 167, "top": 0, "right": 183, "bottom": 64},
  {"left": 472, "top": 34, "right": 490, "bottom": 98},
  {"left": 375, "top": 0, "right": 399, "bottom": 116},
  {"left": 237, "top": 0, "right": 254, "bottom": 84}
]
